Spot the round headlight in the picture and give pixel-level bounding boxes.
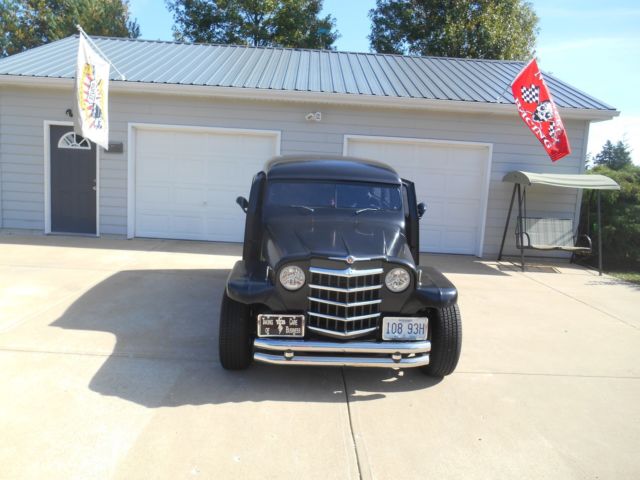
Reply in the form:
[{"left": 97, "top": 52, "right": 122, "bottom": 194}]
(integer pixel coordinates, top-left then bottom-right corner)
[
  {"left": 279, "top": 265, "right": 305, "bottom": 291},
  {"left": 385, "top": 268, "right": 410, "bottom": 292}
]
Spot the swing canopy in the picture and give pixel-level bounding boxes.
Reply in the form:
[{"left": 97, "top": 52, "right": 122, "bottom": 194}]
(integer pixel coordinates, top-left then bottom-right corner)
[{"left": 502, "top": 171, "right": 620, "bottom": 191}]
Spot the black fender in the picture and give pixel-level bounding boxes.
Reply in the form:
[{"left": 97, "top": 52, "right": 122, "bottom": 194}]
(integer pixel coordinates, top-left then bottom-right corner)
[
  {"left": 225, "top": 260, "right": 286, "bottom": 310},
  {"left": 400, "top": 266, "right": 458, "bottom": 313}
]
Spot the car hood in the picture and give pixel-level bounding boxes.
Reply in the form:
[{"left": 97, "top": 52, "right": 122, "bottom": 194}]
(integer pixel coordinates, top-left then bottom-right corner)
[{"left": 263, "top": 216, "right": 414, "bottom": 266}]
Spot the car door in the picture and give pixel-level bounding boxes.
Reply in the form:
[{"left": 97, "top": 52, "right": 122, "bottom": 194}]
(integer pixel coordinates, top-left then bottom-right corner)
[{"left": 402, "top": 179, "right": 420, "bottom": 264}]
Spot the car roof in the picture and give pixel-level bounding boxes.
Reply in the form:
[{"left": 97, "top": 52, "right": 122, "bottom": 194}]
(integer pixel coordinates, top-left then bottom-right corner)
[{"left": 265, "top": 155, "right": 401, "bottom": 185}]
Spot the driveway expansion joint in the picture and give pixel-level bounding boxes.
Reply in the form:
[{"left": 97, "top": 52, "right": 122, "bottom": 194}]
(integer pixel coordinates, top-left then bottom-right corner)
[{"left": 341, "top": 367, "right": 363, "bottom": 480}]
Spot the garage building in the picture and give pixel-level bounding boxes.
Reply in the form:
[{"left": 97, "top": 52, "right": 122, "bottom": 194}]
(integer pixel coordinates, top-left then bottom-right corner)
[{"left": 0, "top": 36, "right": 617, "bottom": 257}]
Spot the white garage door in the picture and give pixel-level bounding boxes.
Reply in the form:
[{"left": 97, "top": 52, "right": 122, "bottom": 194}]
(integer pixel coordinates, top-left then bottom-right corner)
[
  {"left": 345, "top": 136, "right": 491, "bottom": 255},
  {"left": 132, "top": 126, "right": 279, "bottom": 242}
]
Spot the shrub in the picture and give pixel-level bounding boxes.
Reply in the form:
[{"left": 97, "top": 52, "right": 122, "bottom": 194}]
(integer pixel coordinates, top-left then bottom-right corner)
[{"left": 579, "top": 164, "right": 640, "bottom": 269}]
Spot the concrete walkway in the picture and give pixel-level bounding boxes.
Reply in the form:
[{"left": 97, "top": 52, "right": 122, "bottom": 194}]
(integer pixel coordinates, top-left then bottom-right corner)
[{"left": 0, "top": 234, "right": 638, "bottom": 479}]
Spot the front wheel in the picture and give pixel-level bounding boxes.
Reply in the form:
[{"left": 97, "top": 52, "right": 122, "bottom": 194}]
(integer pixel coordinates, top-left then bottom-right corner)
[
  {"left": 218, "top": 291, "right": 253, "bottom": 370},
  {"left": 421, "top": 304, "right": 462, "bottom": 377}
]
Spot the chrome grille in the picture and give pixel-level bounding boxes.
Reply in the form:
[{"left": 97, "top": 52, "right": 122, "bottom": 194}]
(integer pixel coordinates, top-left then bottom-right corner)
[{"left": 308, "top": 266, "right": 383, "bottom": 339}]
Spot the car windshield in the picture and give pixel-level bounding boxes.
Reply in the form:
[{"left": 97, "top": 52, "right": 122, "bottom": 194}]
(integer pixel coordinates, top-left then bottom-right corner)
[{"left": 265, "top": 181, "right": 403, "bottom": 211}]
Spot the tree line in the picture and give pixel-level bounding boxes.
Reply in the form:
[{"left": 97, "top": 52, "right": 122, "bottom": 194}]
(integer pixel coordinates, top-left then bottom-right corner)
[
  {"left": 2, "top": 0, "right": 538, "bottom": 59},
  {"left": 580, "top": 140, "right": 639, "bottom": 271}
]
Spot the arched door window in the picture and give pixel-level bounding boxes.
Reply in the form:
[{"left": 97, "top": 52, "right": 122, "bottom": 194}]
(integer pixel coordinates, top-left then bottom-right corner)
[{"left": 57, "top": 132, "right": 91, "bottom": 150}]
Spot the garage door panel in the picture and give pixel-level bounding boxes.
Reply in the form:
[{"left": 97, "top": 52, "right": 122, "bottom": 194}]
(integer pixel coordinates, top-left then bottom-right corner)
[
  {"left": 137, "top": 213, "right": 171, "bottom": 233},
  {"left": 136, "top": 132, "right": 174, "bottom": 155},
  {"left": 173, "top": 187, "right": 206, "bottom": 206},
  {"left": 422, "top": 200, "right": 444, "bottom": 223},
  {"left": 446, "top": 174, "right": 482, "bottom": 197},
  {"left": 422, "top": 228, "right": 443, "bottom": 251},
  {"left": 443, "top": 228, "right": 477, "bottom": 254},
  {"left": 205, "top": 165, "right": 247, "bottom": 184},
  {"left": 350, "top": 142, "right": 382, "bottom": 159},
  {"left": 201, "top": 205, "right": 240, "bottom": 219},
  {"left": 137, "top": 155, "right": 171, "bottom": 180},
  {"left": 420, "top": 175, "right": 447, "bottom": 196},
  {"left": 444, "top": 201, "right": 480, "bottom": 224},
  {"left": 205, "top": 189, "right": 247, "bottom": 205},
  {"left": 173, "top": 159, "right": 207, "bottom": 183},
  {"left": 207, "top": 187, "right": 249, "bottom": 204},
  {"left": 210, "top": 134, "right": 271, "bottom": 155},
  {"left": 172, "top": 214, "right": 205, "bottom": 236},
  {"left": 243, "top": 137, "right": 279, "bottom": 156},
  {"left": 420, "top": 227, "right": 476, "bottom": 255},
  {"left": 389, "top": 143, "right": 416, "bottom": 160},
  {"left": 135, "top": 128, "right": 277, "bottom": 241},
  {"left": 419, "top": 156, "right": 451, "bottom": 171},
  {"left": 137, "top": 185, "right": 171, "bottom": 204},
  {"left": 205, "top": 217, "right": 242, "bottom": 240},
  {"left": 450, "top": 150, "right": 485, "bottom": 170},
  {"left": 347, "top": 137, "right": 489, "bottom": 255}
]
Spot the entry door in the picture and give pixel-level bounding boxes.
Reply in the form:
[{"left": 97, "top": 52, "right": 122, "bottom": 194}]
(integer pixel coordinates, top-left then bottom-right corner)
[{"left": 50, "top": 125, "right": 97, "bottom": 234}]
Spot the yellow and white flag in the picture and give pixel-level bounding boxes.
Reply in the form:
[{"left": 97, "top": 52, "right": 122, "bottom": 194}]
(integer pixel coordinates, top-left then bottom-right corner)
[{"left": 74, "top": 32, "right": 109, "bottom": 150}]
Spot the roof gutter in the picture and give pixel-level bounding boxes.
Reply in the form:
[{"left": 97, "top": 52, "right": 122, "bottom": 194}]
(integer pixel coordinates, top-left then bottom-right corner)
[{"left": 0, "top": 74, "right": 619, "bottom": 121}]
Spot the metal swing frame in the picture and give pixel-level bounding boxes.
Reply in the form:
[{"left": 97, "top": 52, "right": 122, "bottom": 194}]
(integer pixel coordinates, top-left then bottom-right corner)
[{"left": 497, "top": 171, "right": 620, "bottom": 276}]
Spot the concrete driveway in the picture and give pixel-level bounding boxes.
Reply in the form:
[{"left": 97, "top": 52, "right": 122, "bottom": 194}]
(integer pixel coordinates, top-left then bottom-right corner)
[{"left": 1, "top": 233, "right": 638, "bottom": 480}]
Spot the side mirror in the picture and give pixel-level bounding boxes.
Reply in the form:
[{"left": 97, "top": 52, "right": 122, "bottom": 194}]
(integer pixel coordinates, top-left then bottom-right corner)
[
  {"left": 236, "top": 196, "right": 249, "bottom": 213},
  {"left": 417, "top": 202, "right": 426, "bottom": 219}
]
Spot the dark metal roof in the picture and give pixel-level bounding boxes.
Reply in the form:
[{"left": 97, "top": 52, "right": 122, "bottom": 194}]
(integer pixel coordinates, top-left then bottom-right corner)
[
  {"left": 267, "top": 155, "right": 401, "bottom": 184},
  {"left": 0, "top": 35, "right": 615, "bottom": 111}
]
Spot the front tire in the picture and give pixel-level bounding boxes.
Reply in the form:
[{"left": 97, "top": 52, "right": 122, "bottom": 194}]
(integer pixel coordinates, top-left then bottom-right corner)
[
  {"left": 218, "top": 291, "right": 253, "bottom": 370},
  {"left": 421, "top": 304, "right": 462, "bottom": 377}
]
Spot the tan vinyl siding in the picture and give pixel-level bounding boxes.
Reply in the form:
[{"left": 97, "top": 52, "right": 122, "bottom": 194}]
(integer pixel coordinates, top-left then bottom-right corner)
[{"left": 0, "top": 85, "right": 588, "bottom": 256}]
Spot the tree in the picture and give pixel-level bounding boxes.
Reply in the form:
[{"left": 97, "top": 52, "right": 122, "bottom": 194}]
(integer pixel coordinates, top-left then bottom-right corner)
[
  {"left": 167, "top": 0, "right": 338, "bottom": 49},
  {"left": 0, "top": 0, "right": 140, "bottom": 57},
  {"left": 593, "top": 140, "right": 633, "bottom": 171},
  {"left": 368, "top": 0, "right": 538, "bottom": 60}
]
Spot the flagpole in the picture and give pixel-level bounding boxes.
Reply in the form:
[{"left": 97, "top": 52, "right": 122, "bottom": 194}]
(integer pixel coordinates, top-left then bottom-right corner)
[
  {"left": 495, "top": 57, "right": 537, "bottom": 103},
  {"left": 76, "top": 25, "right": 126, "bottom": 80}
]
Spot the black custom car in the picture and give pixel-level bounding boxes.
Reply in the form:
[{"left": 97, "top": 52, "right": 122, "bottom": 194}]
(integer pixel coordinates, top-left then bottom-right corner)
[{"left": 219, "top": 155, "right": 461, "bottom": 376}]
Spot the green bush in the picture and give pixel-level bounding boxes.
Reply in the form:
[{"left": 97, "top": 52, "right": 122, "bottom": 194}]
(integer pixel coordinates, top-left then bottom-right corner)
[{"left": 579, "top": 164, "right": 640, "bottom": 269}]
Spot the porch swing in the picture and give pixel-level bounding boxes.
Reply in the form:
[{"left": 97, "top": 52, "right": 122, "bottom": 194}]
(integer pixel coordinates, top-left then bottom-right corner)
[{"left": 497, "top": 171, "right": 620, "bottom": 275}]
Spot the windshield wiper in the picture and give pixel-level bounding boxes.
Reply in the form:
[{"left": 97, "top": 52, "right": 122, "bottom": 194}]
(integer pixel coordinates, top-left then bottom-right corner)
[
  {"left": 355, "top": 207, "right": 381, "bottom": 215},
  {"left": 291, "top": 205, "right": 315, "bottom": 213}
]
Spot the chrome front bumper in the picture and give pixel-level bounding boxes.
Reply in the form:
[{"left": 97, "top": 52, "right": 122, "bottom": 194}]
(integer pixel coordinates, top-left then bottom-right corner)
[{"left": 253, "top": 338, "right": 431, "bottom": 368}]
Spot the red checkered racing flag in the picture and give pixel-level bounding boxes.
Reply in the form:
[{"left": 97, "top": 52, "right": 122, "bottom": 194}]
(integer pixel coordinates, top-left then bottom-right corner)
[{"left": 511, "top": 59, "right": 571, "bottom": 162}]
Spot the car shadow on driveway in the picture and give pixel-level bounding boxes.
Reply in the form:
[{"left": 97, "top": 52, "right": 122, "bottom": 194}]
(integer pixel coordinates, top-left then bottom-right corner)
[{"left": 51, "top": 269, "right": 440, "bottom": 407}]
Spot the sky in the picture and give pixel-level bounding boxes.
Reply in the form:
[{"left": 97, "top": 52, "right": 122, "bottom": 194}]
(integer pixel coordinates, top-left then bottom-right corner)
[{"left": 128, "top": 0, "right": 640, "bottom": 163}]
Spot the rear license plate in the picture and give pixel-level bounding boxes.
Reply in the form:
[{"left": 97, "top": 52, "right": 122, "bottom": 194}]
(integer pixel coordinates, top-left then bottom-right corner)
[
  {"left": 382, "top": 317, "right": 428, "bottom": 341},
  {"left": 257, "top": 314, "right": 305, "bottom": 338}
]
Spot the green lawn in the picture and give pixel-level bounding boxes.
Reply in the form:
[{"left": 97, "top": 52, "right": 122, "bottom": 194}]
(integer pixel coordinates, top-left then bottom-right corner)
[{"left": 609, "top": 271, "right": 640, "bottom": 285}]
